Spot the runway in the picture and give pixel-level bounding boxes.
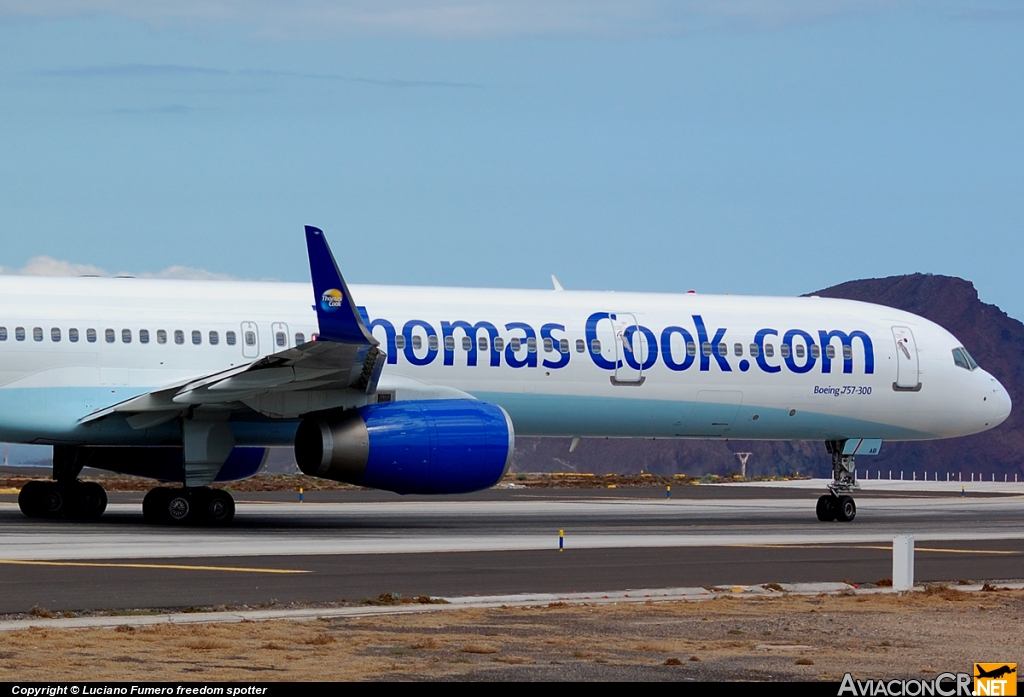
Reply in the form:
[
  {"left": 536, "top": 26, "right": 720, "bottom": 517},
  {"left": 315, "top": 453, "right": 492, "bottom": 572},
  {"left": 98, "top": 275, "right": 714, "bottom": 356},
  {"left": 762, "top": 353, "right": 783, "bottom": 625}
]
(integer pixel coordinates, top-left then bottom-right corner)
[{"left": 1, "top": 484, "right": 1022, "bottom": 615}]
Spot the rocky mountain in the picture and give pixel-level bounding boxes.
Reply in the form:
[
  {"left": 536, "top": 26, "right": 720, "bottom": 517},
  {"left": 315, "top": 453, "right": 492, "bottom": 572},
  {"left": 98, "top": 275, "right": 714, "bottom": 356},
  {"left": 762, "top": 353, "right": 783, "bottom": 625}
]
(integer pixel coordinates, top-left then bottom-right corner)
[{"left": 512, "top": 274, "right": 1024, "bottom": 479}]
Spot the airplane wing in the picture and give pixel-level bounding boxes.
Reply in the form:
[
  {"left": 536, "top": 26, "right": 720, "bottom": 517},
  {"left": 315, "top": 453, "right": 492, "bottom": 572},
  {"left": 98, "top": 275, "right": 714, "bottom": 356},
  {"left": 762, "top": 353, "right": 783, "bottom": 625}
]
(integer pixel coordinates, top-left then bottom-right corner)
[{"left": 79, "top": 226, "right": 385, "bottom": 428}]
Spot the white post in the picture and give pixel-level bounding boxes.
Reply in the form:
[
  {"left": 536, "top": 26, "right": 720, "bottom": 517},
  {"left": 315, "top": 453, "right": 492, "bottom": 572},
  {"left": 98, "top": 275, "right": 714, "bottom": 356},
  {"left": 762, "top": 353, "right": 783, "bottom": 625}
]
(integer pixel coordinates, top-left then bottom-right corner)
[{"left": 893, "top": 535, "right": 915, "bottom": 591}]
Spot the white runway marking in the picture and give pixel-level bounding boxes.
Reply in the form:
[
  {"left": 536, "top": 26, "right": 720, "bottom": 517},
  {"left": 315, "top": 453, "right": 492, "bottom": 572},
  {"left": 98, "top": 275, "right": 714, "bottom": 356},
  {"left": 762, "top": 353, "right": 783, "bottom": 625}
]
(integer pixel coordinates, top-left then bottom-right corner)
[{"left": 2, "top": 495, "right": 1023, "bottom": 561}]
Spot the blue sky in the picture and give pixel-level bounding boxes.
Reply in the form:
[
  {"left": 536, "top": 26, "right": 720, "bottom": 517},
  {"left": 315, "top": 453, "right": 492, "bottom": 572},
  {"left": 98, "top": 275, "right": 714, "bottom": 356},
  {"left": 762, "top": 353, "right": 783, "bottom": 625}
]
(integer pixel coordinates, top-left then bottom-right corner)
[{"left": 0, "top": 2, "right": 1022, "bottom": 317}]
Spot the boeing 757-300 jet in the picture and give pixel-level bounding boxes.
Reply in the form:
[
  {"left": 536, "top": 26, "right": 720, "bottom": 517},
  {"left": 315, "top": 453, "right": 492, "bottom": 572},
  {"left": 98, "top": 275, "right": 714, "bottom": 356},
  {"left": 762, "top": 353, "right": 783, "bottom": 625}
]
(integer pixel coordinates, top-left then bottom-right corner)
[{"left": 2, "top": 226, "right": 1011, "bottom": 525}]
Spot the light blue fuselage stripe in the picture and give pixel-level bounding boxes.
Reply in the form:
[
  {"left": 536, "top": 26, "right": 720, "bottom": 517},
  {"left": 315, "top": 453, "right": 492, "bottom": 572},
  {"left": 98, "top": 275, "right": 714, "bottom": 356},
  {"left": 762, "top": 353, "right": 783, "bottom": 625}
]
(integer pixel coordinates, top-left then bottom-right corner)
[{"left": 0, "top": 386, "right": 932, "bottom": 446}]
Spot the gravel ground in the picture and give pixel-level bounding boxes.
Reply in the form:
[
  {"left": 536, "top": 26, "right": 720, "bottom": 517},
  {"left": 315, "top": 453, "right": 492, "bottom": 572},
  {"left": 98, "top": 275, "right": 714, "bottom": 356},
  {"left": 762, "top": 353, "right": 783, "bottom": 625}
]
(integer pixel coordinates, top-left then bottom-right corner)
[{"left": 0, "top": 587, "right": 1020, "bottom": 682}]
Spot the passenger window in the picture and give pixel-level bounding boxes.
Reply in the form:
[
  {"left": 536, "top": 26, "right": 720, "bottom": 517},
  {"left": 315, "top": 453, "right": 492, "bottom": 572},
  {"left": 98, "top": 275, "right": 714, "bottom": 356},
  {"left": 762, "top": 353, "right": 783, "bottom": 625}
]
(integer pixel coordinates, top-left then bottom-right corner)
[
  {"left": 764, "top": 344, "right": 774, "bottom": 358},
  {"left": 527, "top": 337, "right": 537, "bottom": 353},
  {"left": 209, "top": 331, "right": 219, "bottom": 345},
  {"left": 717, "top": 343, "right": 727, "bottom": 357},
  {"left": 122, "top": 329, "right": 132, "bottom": 344},
  {"left": 734, "top": 343, "right": 743, "bottom": 357},
  {"left": 51, "top": 328, "right": 61, "bottom": 342},
  {"left": 0, "top": 327, "right": 6, "bottom": 341},
  {"left": 16, "top": 327, "right": 25, "bottom": 341},
  {"left": 494, "top": 337, "right": 505, "bottom": 352},
  {"left": 444, "top": 336, "right": 455, "bottom": 351},
  {"left": 244, "top": 331, "right": 255, "bottom": 347},
  {"left": 510, "top": 338, "right": 521, "bottom": 352},
  {"left": 842, "top": 345, "right": 852, "bottom": 360},
  {"left": 702, "top": 342, "right": 712, "bottom": 356},
  {"left": 826, "top": 345, "right": 836, "bottom": 359},
  {"left": 576, "top": 339, "right": 586, "bottom": 353},
  {"left": 427, "top": 336, "right": 438, "bottom": 351},
  {"left": 33, "top": 327, "right": 43, "bottom": 342},
  {"left": 139, "top": 330, "right": 149, "bottom": 344},
  {"left": 559, "top": 338, "right": 570, "bottom": 354},
  {"left": 781, "top": 344, "right": 791, "bottom": 358},
  {"left": 174, "top": 330, "right": 184, "bottom": 345},
  {"left": 591, "top": 339, "right": 601, "bottom": 353},
  {"left": 395, "top": 335, "right": 407, "bottom": 350},
  {"left": 226, "top": 331, "right": 236, "bottom": 346},
  {"left": 69, "top": 328, "right": 79, "bottom": 343},
  {"left": 157, "top": 330, "right": 167, "bottom": 345},
  {"left": 294, "top": 333, "right": 304, "bottom": 346},
  {"left": 192, "top": 330, "right": 202, "bottom": 345},
  {"left": 749, "top": 343, "right": 759, "bottom": 358},
  {"left": 543, "top": 338, "right": 553, "bottom": 353},
  {"left": 412, "top": 336, "right": 422, "bottom": 351},
  {"left": 275, "top": 331, "right": 286, "bottom": 348},
  {"left": 795, "top": 345, "right": 804, "bottom": 359},
  {"left": 478, "top": 337, "right": 488, "bottom": 352},
  {"left": 810, "top": 345, "right": 820, "bottom": 359},
  {"left": 105, "top": 329, "right": 115, "bottom": 343},
  {"left": 462, "top": 337, "right": 472, "bottom": 351},
  {"left": 86, "top": 328, "right": 96, "bottom": 343},
  {"left": 686, "top": 341, "right": 696, "bottom": 357}
]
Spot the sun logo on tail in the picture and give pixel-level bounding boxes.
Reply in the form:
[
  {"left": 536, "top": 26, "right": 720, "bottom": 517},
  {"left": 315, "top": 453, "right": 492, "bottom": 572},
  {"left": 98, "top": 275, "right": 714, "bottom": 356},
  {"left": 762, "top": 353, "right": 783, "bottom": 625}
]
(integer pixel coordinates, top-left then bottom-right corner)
[{"left": 320, "top": 288, "right": 344, "bottom": 312}]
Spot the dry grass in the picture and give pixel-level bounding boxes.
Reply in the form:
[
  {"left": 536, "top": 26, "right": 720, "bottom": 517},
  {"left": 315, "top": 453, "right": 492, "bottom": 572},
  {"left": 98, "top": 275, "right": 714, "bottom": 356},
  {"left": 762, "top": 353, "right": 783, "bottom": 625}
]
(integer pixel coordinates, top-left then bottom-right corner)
[{"left": 1, "top": 588, "right": 1021, "bottom": 681}]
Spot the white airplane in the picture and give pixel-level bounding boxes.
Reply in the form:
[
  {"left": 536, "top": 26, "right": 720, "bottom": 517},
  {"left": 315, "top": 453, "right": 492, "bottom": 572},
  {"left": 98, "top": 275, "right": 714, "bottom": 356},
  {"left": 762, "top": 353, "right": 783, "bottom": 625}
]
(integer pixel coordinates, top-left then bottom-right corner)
[{"left": 3, "top": 227, "right": 1010, "bottom": 525}]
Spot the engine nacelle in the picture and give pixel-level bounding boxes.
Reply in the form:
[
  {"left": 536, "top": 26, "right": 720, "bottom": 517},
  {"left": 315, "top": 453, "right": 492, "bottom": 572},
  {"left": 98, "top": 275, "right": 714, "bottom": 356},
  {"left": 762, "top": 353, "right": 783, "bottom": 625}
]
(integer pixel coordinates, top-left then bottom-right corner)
[{"left": 294, "top": 400, "right": 515, "bottom": 495}]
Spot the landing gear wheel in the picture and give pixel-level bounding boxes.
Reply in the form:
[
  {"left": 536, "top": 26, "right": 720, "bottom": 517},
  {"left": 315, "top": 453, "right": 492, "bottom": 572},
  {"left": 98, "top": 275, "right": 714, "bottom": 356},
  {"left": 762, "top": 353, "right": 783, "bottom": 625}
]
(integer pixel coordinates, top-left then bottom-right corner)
[
  {"left": 815, "top": 494, "right": 837, "bottom": 522},
  {"left": 835, "top": 495, "right": 857, "bottom": 522},
  {"left": 143, "top": 487, "right": 172, "bottom": 524},
  {"left": 72, "top": 482, "right": 108, "bottom": 519},
  {"left": 18, "top": 481, "right": 47, "bottom": 518},
  {"left": 202, "top": 489, "right": 235, "bottom": 526},
  {"left": 165, "top": 489, "right": 193, "bottom": 524},
  {"left": 38, "top": 482, "right": 68, "bottom": 518}
]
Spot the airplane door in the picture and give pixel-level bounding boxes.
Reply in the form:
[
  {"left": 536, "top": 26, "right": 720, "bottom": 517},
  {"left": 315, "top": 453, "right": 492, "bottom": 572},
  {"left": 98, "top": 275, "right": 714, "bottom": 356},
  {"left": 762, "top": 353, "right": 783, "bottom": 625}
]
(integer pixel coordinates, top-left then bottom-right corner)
[
  {"left": 891, "top": 326, "right": 921, "bottom": 391},
  {"left": 597, "top": 313, "right": 647, "bottom": 385},
  {"left": 240, "top": 322, "right": 259, "bottom": 359}
]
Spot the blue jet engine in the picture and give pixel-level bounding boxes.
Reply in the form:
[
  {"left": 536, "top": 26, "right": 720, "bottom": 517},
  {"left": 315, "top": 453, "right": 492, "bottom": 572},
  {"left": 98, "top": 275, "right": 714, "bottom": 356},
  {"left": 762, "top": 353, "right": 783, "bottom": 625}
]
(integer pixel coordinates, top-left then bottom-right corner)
[{"left": 294, "top": 400, "right": 515, "bottom": 494}]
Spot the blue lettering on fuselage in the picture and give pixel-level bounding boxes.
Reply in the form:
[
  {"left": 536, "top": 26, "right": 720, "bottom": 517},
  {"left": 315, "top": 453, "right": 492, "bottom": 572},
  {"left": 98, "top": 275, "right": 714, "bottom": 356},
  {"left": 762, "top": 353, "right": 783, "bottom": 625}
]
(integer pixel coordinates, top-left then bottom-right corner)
[{"left": 360, "top": 308, "right": 875, "bottom": 376}]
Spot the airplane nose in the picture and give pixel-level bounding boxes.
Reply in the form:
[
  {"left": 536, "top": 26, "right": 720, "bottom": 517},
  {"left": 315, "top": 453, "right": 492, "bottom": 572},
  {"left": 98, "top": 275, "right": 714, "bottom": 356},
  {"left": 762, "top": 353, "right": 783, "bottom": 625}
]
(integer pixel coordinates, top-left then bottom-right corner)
[{"left": 990, "top": 377, "right": 1011, "bottom": 426}]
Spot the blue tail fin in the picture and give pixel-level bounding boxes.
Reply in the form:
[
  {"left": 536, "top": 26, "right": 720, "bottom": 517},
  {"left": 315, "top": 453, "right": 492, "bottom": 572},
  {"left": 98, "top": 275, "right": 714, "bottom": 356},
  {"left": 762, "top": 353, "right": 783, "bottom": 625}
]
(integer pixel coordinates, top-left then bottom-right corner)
[{"left": 304, "top": 225, "right": 376, "bottom": 345}]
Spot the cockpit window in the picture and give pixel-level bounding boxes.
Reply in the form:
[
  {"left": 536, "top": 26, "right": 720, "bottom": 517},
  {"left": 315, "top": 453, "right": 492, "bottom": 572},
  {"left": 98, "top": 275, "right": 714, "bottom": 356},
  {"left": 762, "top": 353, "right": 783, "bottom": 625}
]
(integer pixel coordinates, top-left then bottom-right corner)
[{"left": 952, "top": 347, "right": 978, "bottom": 371}]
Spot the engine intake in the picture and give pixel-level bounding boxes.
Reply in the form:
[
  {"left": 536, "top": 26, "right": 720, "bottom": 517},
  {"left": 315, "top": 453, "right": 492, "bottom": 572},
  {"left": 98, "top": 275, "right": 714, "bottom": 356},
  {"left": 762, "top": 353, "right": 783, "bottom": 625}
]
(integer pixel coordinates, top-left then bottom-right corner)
[{"left": 294, "top": 399, "right": 514, "bottom": 495}]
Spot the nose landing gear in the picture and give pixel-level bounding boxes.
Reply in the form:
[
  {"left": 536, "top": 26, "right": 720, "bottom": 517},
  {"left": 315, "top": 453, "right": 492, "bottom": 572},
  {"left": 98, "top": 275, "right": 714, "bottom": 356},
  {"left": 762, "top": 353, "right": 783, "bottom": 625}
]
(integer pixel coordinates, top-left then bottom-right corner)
[{"left": 817, "top": 440, "right": 859, "bottom": 522}]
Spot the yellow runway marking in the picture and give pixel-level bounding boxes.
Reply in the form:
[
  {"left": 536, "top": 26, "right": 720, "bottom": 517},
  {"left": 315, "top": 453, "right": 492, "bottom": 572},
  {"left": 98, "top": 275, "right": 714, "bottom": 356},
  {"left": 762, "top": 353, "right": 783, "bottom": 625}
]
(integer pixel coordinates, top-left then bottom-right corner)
[
  {"left": 0, "top": 559, "right": 310, "bottom": 574},
  {"left": 0, "top": 488, "right": 20, "bottom": 494}
]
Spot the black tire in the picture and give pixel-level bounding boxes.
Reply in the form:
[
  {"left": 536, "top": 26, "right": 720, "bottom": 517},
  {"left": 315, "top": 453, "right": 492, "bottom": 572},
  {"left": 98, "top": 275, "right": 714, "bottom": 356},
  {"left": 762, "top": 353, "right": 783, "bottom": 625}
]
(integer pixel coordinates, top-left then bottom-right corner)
[
  {"left": 143, "top": 487, "right": 171, "bottom": 524},
  {"left": 165, "top": 489, "right": 193, "bottom": 525},
  {"left": 202, "top": 489, "right": 235, "bottom": 526},
  {"left": 37, "top": 482, "right": 68, "bottom": 518},
  {"left": 18, "top": 480, "right": 46, "bottom": 518},
  {"left": 815, "top": 494, "right": 837, "bottom": 522},
  {"left": 73, "top": 482, "right": 108, "bottom": 519},
  {"left": 835, "top": 495, "right": 857, "bottom": 522}
]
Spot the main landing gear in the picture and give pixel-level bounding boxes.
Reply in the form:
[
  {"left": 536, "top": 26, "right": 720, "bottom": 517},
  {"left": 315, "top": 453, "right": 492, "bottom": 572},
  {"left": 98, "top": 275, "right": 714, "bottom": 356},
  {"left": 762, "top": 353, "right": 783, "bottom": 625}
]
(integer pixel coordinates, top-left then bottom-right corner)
[
  {"left": 816, "top": 440, "right": 858, "bottom": 523},
  {"left": 142, "top": 487, "right": 235, "bottom": 526},
  {"left": 18, "top": 480, "right": 108, "bottom": 519}
]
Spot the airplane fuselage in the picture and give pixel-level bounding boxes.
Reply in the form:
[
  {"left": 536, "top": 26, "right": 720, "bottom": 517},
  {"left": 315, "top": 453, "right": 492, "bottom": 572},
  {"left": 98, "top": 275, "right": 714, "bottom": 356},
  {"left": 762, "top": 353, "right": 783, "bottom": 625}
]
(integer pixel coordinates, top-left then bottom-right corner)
[{"left": 0, "top": 275, "right": 1010, "bottom": 449}]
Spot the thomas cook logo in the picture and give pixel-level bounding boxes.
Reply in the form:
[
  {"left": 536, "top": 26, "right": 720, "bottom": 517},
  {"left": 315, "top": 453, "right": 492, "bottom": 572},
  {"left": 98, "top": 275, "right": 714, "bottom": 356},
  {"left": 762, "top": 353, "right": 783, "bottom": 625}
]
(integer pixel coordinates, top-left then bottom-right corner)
[
  {"left": 320, "top": 288, "right": 344, "bottom": 312},
  {"left": 975, "top": 664, "right": 1017, "bottom": 696}
]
